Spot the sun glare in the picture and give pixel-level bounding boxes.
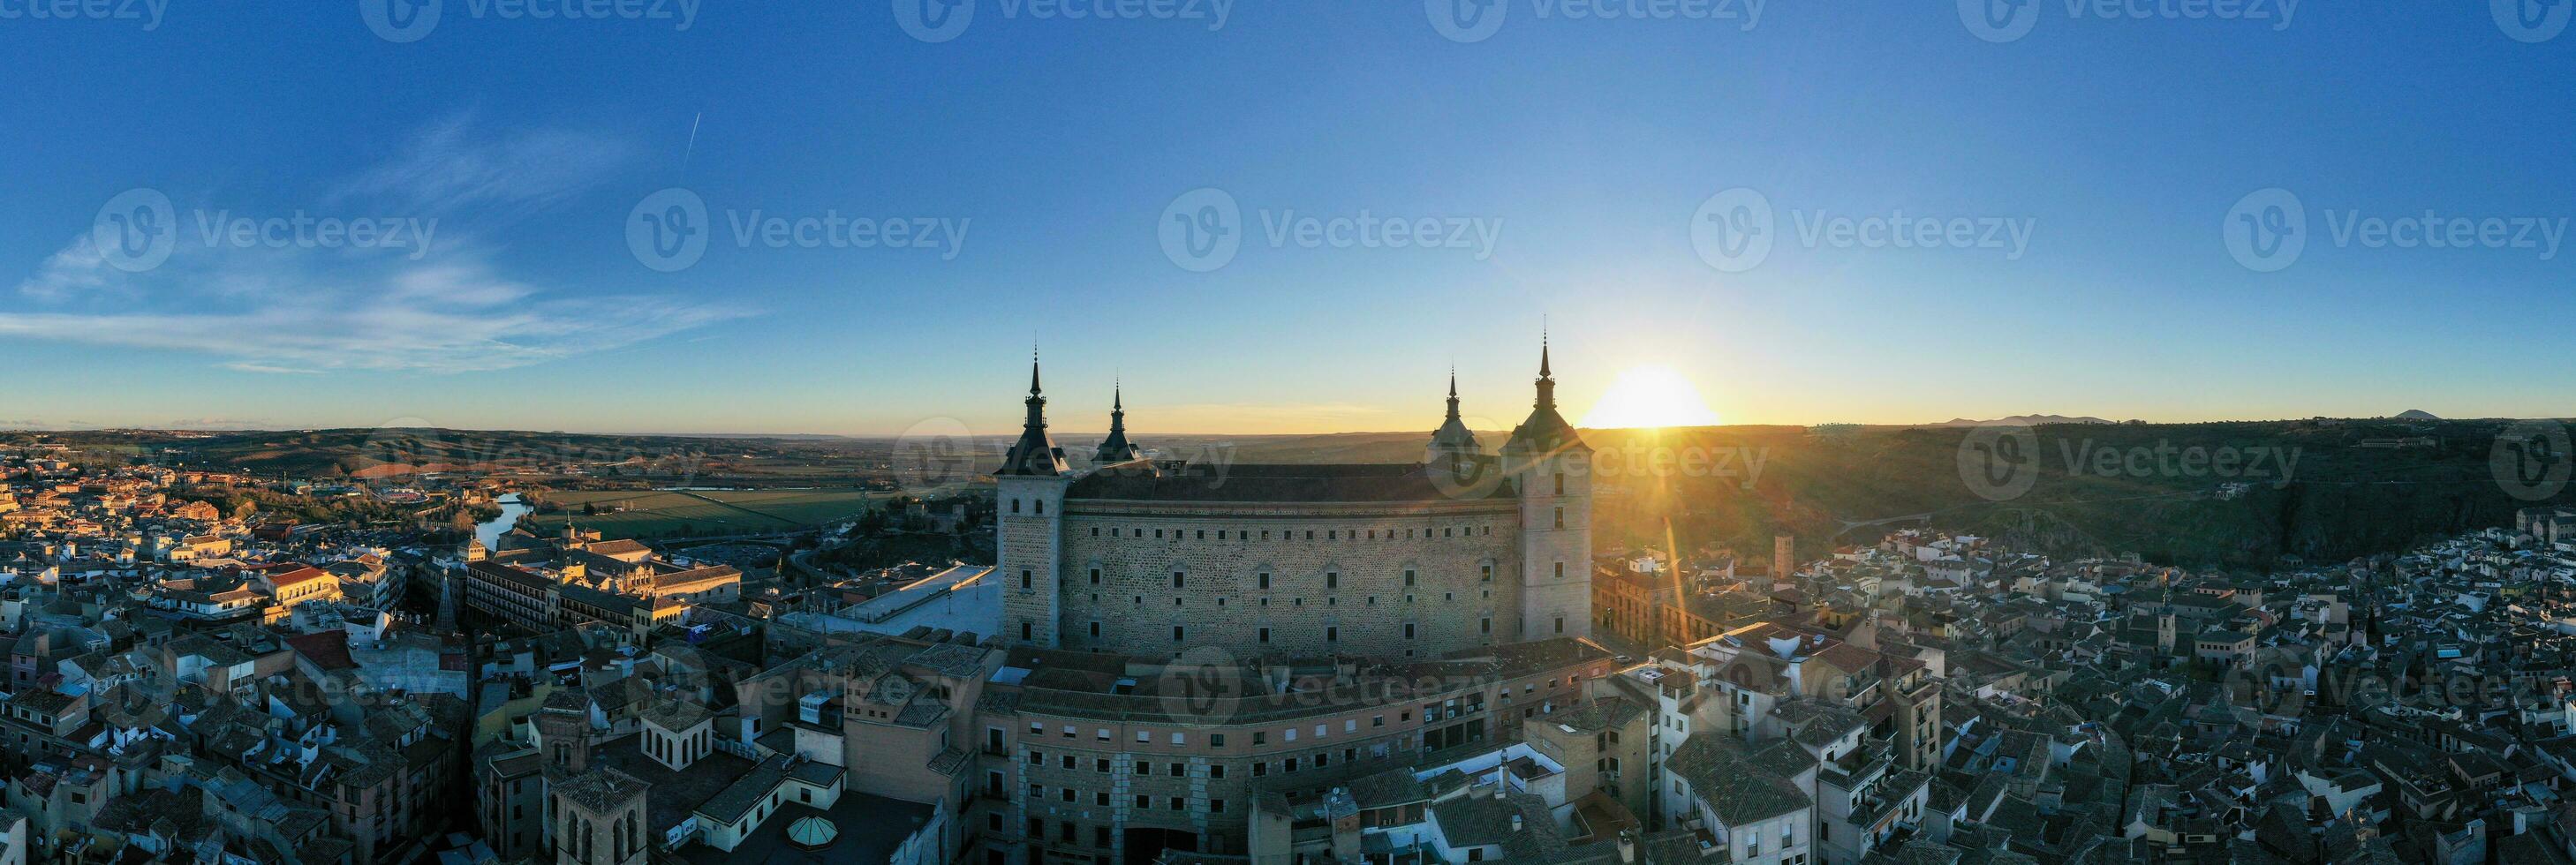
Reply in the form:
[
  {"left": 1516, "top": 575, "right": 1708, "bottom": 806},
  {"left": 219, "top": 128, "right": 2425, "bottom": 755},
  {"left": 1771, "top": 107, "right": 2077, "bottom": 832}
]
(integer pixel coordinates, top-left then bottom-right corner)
[{"left": 1577, "top": 365, "right": 1722, "bottom": 429}]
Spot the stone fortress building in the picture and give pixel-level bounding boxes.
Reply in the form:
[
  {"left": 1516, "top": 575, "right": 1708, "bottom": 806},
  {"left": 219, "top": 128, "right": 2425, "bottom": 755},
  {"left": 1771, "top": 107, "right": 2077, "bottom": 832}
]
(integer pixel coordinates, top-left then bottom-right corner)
[{"left": 994, "top": 340, "right": 1595, "bottom": 658}]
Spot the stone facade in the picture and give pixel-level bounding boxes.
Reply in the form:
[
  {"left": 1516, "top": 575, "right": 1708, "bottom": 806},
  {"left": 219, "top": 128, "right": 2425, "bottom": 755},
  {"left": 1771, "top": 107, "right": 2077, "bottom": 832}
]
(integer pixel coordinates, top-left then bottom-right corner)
[{"left": 993, "top": 346, "right": 1594, "bottom": 659}]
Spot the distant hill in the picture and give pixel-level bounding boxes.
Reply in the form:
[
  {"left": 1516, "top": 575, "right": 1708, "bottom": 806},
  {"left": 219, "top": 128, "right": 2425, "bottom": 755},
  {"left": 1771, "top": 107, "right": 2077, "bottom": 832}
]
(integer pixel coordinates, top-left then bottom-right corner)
[
  {"left": 20, "top": 417, "right": 2571, "bottom": 571},
  {"left": 1930, "top": 415, "right": 2115, "bottom": 426},
  {"left": 2394, "top": 410, "right": 2440, "bottom": 420}
]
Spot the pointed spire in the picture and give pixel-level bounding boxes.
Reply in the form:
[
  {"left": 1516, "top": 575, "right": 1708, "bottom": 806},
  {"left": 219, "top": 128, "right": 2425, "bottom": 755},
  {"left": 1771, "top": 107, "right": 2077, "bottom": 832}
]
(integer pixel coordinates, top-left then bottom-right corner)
[
  {"left": 1539, "top": 326, "right": 1552, "bottom": 380},
  {"left": 1095, "top": 378, "right": 1140, "bottom": 464},
  {"left": 1534, "top": 330, "right": 1557, "bottom": 410},
  {"left": 1444, "top": 367, "right": 1462, "bottom": 422},
  {"left": 998, "top": 351, "right": 1067, "bottom": 477}
]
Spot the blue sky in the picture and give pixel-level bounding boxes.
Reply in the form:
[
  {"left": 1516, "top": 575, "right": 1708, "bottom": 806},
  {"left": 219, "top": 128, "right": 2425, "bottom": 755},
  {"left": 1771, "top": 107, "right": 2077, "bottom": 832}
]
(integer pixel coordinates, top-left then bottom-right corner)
[{"left": 1, "top": 1, "right": 2569, "bottom": 435}]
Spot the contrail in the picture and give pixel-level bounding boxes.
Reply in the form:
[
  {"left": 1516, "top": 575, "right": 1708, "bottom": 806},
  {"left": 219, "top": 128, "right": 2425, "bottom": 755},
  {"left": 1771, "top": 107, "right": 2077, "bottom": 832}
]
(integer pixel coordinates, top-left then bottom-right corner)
[{"left": 681, "top": 111, "right": 703, "bottom": 175}]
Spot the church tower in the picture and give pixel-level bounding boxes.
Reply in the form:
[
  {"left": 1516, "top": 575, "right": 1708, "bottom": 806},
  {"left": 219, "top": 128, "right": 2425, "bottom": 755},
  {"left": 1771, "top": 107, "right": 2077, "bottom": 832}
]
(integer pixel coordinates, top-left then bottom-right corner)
[
  {"left": 996, "top": 355, "right": 1069, "bottom": 646},
  {"left": 1425, "top": 370, "right": 1482, "bottom": 469},
  {"left": 1093, "top": 381, "right": 1143, "bottom": 464},
  {"left": 1500, "top": 335, "right": 1594, "bottom": 642}
]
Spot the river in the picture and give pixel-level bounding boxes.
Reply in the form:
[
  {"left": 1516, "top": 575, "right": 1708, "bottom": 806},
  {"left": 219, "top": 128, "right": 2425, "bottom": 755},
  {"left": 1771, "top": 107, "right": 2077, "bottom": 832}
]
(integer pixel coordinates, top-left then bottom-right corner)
[{"left": 475, "top": 493, "right": 531, "bottom": 551}]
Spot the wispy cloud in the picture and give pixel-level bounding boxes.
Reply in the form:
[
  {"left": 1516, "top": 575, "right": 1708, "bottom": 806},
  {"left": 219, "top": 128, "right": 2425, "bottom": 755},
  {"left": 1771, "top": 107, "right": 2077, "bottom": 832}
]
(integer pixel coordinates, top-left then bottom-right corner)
[
  {"left": 328, "top": 114, "right": 638, "bottom": 218},
  {"left": 4, "top": 117, "right": 735, "bottom": 374}
]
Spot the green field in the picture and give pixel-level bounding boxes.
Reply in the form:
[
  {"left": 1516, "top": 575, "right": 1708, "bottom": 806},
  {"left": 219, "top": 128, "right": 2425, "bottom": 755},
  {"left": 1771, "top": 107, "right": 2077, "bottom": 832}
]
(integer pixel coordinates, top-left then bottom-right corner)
[{"left": 522, "top": 488, "right": 889, "bottom": 538}]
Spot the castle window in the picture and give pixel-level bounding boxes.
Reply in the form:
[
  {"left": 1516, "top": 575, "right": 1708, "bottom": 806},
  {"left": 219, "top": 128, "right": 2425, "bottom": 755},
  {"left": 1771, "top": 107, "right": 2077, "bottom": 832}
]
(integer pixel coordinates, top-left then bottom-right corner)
[
  {"left": 1091, "top": 527, "right": 1099, "bottom": 536},
  {"left": 1554, "top": 472, "right": 1565, "bottom": 494},
  {"left": 1036, "top": 500, "right": 1044, "bottom": 514},
  {"left": 1021, "top": 621, "right": 1032, "bottom": 641},
  {"left": 1481, "top": 564, "right": 1493, "bottom": 583},
  {"left": 1010, "top": 499, "right": 1021, "bottom": 514},
  {"left": 1481, "top": 617, "right": 1492, "bottom": 634},
  {"left": 1091, "top": 568, "right": 1101, "bottom": 584},
  {"left": 1261, "top": 530, "right": 1270, "bottom": 539},
  {"left": 1090, "top": 621, "right": 1100, "bottom": 637},
  {"left": 1555, "top": 561, "right": 1565, "bottom": 578},
  {"left": 1326, "top": 572, "right": 1339, "bottom": 590},
  {"left": 1305, "top": 530, "right": 1315, "bottom": 540},
  {"left": 1444, "top": 528, "right": 1452, "bottom": 538},
  {"left": 1258, "top": 572, "right": 1271, "bottom": 590},
  {"left": 1173, "top": 572, "right": 1185, "bottom": 588},
  {"left": 1021, "top": 570, "right": 1032, "bottom": 590},
  {"left": 1404, "top": 569, "right": 1416, "bottom": 586},
  {"left": 1197, "top": 530, "right": 1205, "bottom": 539},
  {"left": 1326, "top": 627, "right": 1339, "bottom": 643},
  {"left": 1554, "top": 508, "right": 1565, "bottom": 529},
  {"left": 1555, "top": 617, "right": 1566, "bottom": 634},
  {"left": 1174, "top": 626, "right": 1185, "bottom": 642},
  {"left": 1328, "top": 530, "right": 1336, "bottom": 540},
  {"left": 1404, "top": 623, "right": 1416, "bottom": 640},
  {"left": 1154, "top": 529, "right": 1163, "bottom": 538},
  {"left": 1258, "top": 628, "right": 1271, "bottom": 643}
]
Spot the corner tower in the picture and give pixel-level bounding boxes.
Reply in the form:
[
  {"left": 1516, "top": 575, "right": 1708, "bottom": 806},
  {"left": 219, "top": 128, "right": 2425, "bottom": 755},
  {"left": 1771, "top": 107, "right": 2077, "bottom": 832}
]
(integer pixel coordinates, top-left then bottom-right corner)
[
  {"left": 1500, "top": 336, "right": 1593, "bottom": 642},
  {"left": 996, "top": 355, "right": 1069, "bottom": 646}
]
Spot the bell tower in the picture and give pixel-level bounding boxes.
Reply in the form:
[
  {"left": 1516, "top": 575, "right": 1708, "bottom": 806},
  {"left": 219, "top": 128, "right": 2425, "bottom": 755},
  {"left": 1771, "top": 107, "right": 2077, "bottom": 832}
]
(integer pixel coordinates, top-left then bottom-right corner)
[
  {"left": 996, "top": 354, "right": 1070, "bottom": 646},
  {"left": 1500, "top": 334, "right": 1594, "bottom": 642}
]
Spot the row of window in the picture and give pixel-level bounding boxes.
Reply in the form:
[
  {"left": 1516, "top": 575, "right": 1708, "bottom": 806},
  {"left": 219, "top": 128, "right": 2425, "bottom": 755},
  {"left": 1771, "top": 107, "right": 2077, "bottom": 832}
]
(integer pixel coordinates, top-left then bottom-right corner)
[{"left": 1084, "top": 525, "right": 1498, "bottom": 541}]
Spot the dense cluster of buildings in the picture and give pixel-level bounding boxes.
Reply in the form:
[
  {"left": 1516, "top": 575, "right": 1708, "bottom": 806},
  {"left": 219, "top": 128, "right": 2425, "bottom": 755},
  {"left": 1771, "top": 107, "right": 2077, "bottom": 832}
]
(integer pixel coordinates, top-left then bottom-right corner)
[{"left": 9, "top": 370, "right": 2576, "bottom": 865}]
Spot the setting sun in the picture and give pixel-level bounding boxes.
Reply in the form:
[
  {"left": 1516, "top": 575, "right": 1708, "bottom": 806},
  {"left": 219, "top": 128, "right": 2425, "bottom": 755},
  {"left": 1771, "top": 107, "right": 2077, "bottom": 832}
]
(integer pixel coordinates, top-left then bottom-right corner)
[{"left": 1577, "top": 365, "right": 1723, "bottom": 429}]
